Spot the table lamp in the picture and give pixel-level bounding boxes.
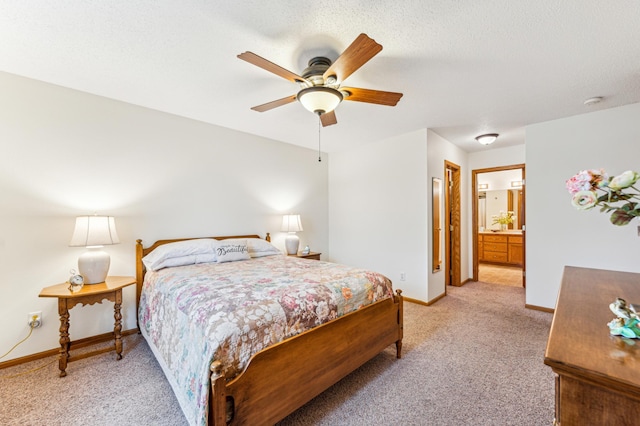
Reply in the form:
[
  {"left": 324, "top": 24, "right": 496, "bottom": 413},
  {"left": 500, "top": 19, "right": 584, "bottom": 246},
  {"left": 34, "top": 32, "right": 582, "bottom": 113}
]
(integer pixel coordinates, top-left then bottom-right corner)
[
  {"left": 69, "top": 215, "right": 120, "bottom": 284},
  {"left": 281, "top": 214, "right": 303, "bottom": 255}
]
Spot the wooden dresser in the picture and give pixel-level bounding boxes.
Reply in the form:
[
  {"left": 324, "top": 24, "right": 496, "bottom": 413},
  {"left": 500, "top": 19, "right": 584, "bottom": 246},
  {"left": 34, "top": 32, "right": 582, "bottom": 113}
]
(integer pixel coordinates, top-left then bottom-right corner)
[
  {"left": 544, "top": 266, "right": 640, "bottom": 425},
  {"left": 478, "top": 232, "right": 523, "bottom": 266}
]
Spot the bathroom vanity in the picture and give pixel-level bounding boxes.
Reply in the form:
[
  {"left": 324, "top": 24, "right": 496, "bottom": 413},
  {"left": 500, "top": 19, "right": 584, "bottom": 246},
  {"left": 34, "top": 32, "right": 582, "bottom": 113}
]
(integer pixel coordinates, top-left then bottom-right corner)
[{"left": 478, "top": 230, "right": 523, "bottom": 267}]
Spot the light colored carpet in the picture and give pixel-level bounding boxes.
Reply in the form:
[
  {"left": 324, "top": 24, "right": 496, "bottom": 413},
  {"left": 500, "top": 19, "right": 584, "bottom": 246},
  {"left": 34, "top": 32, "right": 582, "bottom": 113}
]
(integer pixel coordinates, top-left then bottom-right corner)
[
  {"left": 478, "top": 264, "right": 523, "bottom": 287},
  {"left": 0, "top": 281, "right": 554, "bottom": 425}
]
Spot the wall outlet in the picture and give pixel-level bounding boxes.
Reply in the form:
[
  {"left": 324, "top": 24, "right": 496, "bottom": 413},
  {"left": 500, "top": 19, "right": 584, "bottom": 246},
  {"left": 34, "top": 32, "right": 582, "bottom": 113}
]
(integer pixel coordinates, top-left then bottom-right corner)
[
  {"left": 28, "top": 311, "right": 42, "bottom": 328},
  {"left": 400, "top": 272, "right": 406, "bottom": 281}
]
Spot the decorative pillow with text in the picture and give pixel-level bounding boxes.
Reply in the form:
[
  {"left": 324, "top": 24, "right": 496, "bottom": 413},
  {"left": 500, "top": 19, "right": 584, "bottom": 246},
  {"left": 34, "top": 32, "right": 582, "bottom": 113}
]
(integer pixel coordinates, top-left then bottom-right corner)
[{"left": 214, "top": 240, "right": 251, "bottom": 263}]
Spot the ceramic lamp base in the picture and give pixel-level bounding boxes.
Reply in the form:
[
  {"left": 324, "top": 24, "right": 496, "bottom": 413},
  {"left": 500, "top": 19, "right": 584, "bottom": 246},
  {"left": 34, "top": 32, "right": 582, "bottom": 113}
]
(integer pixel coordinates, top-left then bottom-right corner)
[
  {"left": 285, "top": 233, "right": 300, "bottom": 255},
  {"left": 78, "top": 247, "right": 110, "bottom": 284}
]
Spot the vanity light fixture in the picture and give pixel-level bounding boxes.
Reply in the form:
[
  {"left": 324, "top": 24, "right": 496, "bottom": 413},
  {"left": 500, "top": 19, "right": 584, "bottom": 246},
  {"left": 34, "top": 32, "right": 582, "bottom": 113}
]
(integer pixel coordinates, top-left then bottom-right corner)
[
  {"left": 475, "top": 133, "right": 499, "bottom": 145},
  {"left": 478, "top": 184, "right": 489, "bottom": 190},
  {"left": 511, "top": 180, "right": 523, "bottom": 187}
]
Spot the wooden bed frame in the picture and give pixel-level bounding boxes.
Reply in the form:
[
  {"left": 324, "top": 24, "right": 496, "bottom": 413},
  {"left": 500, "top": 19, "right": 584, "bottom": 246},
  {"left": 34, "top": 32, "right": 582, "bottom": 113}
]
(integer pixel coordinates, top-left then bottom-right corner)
[{"left": 135, "top": 234, "right": 403, "bottom": 426}]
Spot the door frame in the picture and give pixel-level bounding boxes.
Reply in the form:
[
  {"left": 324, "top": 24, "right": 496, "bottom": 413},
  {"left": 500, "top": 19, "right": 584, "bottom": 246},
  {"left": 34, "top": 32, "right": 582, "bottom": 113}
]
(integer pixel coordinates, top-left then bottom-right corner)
[
  {"left": 444, "top": 160, "right": 462, "bottom": 287},
  {"left": 472, "top": 163, "right": 526, "bottom": 286}
]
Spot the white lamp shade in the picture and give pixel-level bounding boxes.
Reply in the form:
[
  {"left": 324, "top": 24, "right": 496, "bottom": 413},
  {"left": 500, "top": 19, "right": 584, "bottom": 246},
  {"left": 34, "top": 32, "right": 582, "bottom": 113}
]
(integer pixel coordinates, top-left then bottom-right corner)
[
  {"left": 70, "top": 216, "right": 120, "bottom": 247},
  {"left": 298, "top": 87, "right": 343, "bottom": 114},
  {"left": 281, "top": 214, "right": 303, "bottom": 232}
]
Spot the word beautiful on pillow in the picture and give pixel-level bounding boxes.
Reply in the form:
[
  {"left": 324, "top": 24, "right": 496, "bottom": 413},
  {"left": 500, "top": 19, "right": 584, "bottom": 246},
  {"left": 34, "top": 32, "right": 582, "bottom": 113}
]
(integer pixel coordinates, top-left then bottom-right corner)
[{"left": 214, "top": 239, "right": 250, "bottom": 263}]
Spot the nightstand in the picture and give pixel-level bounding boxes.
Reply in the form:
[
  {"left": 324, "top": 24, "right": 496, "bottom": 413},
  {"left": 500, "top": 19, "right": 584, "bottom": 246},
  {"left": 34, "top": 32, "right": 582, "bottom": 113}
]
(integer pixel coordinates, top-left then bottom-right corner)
[
  {"left": 290, "top": 252, "right": 321, "bottom": 260},
  {"left": 39, "top": 276, "right": 136, "bottom": 377}
]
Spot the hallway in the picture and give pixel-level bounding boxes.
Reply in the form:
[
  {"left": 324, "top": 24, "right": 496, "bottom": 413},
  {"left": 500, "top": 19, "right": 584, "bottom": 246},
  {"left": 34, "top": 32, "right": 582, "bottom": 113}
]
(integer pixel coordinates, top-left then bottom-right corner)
[{"left": 478, "top": 263, "right": 523, "bottom": 287}]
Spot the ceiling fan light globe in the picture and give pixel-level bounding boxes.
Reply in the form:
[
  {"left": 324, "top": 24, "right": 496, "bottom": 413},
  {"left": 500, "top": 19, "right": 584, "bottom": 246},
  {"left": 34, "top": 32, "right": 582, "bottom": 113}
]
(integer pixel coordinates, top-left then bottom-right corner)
[{"left": 298, "top": 87, "right": 343, "bottom": 115}]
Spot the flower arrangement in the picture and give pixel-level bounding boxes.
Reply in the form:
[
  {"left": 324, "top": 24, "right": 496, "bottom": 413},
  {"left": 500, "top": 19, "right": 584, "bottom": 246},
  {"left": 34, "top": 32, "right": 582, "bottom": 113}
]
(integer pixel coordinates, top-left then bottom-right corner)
[
  {"left": 566, "top": 169, "right": 640, "bottom": 226},
  {"left": 491, "top": 211, "right": 514, "bottom": 226}
]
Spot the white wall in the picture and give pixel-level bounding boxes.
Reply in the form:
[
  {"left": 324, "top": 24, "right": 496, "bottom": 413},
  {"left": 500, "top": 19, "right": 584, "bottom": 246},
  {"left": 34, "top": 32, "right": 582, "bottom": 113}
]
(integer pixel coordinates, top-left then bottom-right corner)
[
  {"left": 426, "top": 130, "right": 470, "bottom": 299},
  {"left": 467, "top": 145, "right": 526, "bottom": 266},
  {"left": 328, "top": 129, "right": 429, "bottom": 301},
  {"left": 526, "top": 102, "right": 640, "bottom": 309},
  {"left": 0, "top": 72, "right": 328, "bottom": 361},
  {"left": 328, "top": 128, "right": 470, "bottom": 303}
]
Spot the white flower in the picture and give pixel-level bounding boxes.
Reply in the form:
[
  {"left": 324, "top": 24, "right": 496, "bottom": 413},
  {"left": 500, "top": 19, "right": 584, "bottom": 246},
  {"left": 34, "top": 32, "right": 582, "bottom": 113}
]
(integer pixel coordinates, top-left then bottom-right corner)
[
  {"left": 571, "top": 190, "right": 598, "bottom": 210},
  {"left": 609, "top": 171, "right": 640, "bottom": 191}
]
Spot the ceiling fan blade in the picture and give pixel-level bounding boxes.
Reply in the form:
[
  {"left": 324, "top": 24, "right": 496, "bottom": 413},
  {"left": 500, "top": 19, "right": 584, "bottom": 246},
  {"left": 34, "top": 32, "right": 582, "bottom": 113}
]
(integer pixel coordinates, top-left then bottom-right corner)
[
  {"left": 323, "top": 34, "right": 383, "bottom": 84},
  {"left": 320, "top": 110, "right": 337, "bottom": 127},
  {"left": 238, "top": 52, "right": 308, "bottom": 84},
  {"left": 250, "top": 95, "right": 298, "bottom": 112},
  {"left": 341, "top": 87, "right": 403, "bottom": 106}
]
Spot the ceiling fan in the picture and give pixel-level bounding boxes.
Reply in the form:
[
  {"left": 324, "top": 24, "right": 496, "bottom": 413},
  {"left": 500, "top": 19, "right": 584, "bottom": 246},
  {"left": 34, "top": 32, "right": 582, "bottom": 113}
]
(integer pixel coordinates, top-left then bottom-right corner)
[{"left": 237, "top": 33, "right": 403, "bottom": 127}]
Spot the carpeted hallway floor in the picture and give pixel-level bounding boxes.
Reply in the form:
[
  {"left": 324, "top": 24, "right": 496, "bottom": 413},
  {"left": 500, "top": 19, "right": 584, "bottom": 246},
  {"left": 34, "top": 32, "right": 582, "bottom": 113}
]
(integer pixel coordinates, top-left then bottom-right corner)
[
  {"left": 478, "top": 263, "right": 523, "bottom": 287},
  {"left": 0, "top": 281, "right": 554, "bottom": 426}
]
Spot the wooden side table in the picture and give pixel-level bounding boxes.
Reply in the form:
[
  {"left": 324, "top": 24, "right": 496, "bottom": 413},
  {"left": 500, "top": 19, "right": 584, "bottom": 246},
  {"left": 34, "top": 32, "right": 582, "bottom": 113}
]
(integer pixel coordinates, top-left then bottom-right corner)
[
  {"left": 39, "top": 276, "right": 136, "bottom": 377},
  {"left": 290, "top": 252, "right": 321, "bottom": 260}
]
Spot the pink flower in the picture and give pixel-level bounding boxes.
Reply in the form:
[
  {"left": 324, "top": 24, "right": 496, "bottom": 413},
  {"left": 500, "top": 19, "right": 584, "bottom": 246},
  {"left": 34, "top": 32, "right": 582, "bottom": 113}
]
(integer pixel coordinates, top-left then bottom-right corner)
[
  {"left": 571, "top": 190, "right": 598, "bottom": 210},
  {"left": 565, "top": 169, "right": 608, "bottom": 194}
]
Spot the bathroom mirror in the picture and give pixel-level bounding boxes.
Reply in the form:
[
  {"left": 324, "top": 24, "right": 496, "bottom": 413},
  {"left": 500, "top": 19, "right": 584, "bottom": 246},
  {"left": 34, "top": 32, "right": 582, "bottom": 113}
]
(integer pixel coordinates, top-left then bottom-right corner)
[
  {"left": 476, "top": 169, "right": 523, "bottom": 231},
  {"left": 432, "top": 178, "right": 442, "bottom": 272},
  {"left": 478, "top": 189, "right": 523, "bottom": 230}
]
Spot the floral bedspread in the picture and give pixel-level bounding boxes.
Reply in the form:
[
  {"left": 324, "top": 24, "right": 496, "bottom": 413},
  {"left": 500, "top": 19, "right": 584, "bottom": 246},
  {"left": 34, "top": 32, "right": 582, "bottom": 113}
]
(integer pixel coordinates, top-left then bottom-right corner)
[{"left": 138, "top": 255, "right": 393, "bottom": 426}]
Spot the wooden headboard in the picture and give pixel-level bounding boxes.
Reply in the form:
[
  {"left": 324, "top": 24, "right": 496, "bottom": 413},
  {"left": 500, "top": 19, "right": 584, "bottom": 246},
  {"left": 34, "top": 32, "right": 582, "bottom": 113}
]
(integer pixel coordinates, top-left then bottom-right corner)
[{"left": 134, "top": 233, "right": 271, "bottom": 313}]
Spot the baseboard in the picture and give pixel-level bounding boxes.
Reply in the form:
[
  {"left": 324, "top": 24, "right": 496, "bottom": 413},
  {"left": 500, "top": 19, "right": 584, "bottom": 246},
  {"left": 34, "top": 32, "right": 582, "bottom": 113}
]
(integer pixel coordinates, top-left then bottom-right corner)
[
  {"left": 525, "top": 304, "right": 554, "bottom": 314},
  {"left": 0, "top": 328, "right": 139, "bottom": 370},
  {"left": 405, "top": 291, "right": 447, "bottom": 306}
]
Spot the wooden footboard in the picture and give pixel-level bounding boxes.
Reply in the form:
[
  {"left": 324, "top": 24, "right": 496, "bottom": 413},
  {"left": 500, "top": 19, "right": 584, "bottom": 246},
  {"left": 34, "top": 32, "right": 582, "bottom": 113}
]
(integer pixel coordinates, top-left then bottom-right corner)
[{"left": 209, "top": 289, "right": 403, "bottom": 425}]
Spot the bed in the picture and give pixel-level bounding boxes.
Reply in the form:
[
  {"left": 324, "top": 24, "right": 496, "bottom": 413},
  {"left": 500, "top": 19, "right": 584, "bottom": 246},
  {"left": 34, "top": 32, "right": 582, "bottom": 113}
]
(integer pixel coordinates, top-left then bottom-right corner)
[{"left": 135, "top": 234, "right": 403, "bottom": 426}]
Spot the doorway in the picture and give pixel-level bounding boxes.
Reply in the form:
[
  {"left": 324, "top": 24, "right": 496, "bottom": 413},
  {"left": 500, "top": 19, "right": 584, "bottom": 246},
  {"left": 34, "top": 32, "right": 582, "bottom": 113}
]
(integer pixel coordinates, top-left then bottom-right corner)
[
  {"left": 445, "top": 160, "right": 461, "bottom": 287},
  {"left": 472, "top": 164, "right": 526, "bottom": 287}
]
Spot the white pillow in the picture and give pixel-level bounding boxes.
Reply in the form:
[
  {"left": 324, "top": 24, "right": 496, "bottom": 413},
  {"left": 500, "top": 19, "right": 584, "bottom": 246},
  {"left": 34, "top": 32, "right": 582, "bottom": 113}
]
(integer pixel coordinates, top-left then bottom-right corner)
[
  {"left": 246, "top": 238, "right": 282, "bottom": 258},
  {"left": 214, "top": 239, "right": 251, "bottom": 263},
  {"left": 150, "top": 253, "right": 218, "bottom": 271},
  {"left": 142, "top": 239, "right": 217, "bottom": 271}
]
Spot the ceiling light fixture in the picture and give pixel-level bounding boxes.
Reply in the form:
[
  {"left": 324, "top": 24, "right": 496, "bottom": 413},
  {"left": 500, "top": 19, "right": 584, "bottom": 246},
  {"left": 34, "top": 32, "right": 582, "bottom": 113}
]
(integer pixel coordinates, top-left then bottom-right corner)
[
  {"left": 297, "top": 87, "right": 343, "bottom": 114},
  {"left": 584, "top": 96, "right": 603, "bottom": 106},
  {"left": 475, "top": 133, "right": 499, "bottom": 145}
]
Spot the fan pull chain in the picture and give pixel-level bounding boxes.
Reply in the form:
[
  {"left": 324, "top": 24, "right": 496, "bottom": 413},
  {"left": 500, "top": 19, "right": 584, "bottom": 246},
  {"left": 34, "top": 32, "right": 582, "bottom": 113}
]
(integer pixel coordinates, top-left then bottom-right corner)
[{"left": 317, "top": 114, "right": 322, "bottom": 162}]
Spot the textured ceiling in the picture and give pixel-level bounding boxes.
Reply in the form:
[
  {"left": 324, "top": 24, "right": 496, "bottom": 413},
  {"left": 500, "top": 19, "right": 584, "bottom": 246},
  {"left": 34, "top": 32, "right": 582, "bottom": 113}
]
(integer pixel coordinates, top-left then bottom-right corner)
[{"left": 1, "top": 1, "right": 639, "bottom": 153}]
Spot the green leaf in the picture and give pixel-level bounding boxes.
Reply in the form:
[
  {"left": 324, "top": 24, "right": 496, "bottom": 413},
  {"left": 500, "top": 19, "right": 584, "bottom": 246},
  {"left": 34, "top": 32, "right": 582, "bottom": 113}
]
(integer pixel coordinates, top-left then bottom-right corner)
[{"left": 610, "top": 209, "right": 635, "bottom": 226}]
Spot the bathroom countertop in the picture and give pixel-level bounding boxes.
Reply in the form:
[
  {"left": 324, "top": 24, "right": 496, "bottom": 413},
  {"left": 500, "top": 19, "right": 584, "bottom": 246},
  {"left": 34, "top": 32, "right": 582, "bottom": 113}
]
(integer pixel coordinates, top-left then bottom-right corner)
[{"left": 479, "top": 229, "right": 523, "bottom": 235}]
